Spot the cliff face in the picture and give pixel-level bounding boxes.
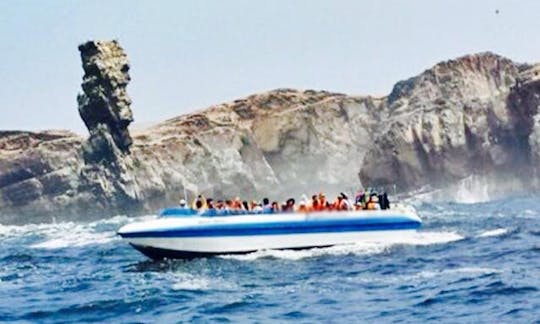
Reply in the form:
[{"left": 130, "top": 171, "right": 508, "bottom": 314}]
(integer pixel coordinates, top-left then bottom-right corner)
[
  {"left": 360, "top": 53, "right": 527, "bottom": 191},
  {"left": 1, "top": 42, "right": 540, "bottom": 224}
]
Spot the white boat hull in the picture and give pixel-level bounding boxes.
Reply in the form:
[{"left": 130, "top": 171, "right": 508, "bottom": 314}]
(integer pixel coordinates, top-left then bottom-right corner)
[{"left": 118, "top": 207, "right": 422, "bottom": 259}]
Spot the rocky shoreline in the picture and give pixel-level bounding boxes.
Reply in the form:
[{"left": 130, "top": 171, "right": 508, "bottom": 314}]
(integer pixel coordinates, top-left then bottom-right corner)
[{"left": 1, "top": 40, "right": 539, "bottom": 224}]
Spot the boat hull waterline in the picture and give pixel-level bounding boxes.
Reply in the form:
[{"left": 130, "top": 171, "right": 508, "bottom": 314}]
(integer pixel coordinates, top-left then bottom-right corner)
[{"left": 117, "top": 208, "right": 422, "bottom": 259}]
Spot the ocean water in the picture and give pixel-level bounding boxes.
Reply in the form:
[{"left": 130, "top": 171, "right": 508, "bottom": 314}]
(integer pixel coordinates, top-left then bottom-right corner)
[{"left": 1, "top": 196, "right": 539, "bottom": 323}]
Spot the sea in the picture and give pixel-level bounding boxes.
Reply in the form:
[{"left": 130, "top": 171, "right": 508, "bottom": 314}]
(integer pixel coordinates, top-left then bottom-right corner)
[{"left": 0, "top": 194, "right": 539, "bottom": 323}]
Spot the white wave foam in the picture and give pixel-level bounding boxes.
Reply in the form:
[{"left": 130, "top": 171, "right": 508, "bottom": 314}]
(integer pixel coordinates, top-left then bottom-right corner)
[
  {"left": 221, "top": 231, "right": 464, "bottom": 261},
  {"left": 0, "top": 214, "right": 157, "bottom": 250},
  {"left": 221, "top": 242, "right": 388, "bottom": 261},
  {"left": 453, "top": 175, "right": 491, "bottom": 204},
  {"left": 477, "top": 228, "right": 508, "bottom": 238},
  {"left": 414, "top": 267, "right": 502, "bottom": 280},
  {"left": 170, "top": 273, "right": 211, "bottom": 291},
  {"left": 30, "top": 230, "right": 117, "bottom": 249}
]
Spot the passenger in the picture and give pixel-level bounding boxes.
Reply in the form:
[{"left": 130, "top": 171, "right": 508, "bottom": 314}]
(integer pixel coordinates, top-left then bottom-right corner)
[
  {"left": 310, "top": 195, "right": 319, "bottom": 212},
  {"left": 232, "top": 197, "right": 243, "bottom": 210},
  {"left": 363, "top": 189, "right": 371, "bottom": 207},
  {"left": 179, "top": 198, "right": 189, "bottom": 209},
  {"left": 249, "top": 200, "right": 259, "bottom": 211},
  {"left": 252, "top": 203, "right": 263, "bottom": 213},
  {"left": 297, "top": 200, "right": 309, "bottom": 213},
  {"left": 355, "top": 190, "right": 364, "bottom": 205},
  {"left": 205, "top": 198, "right": 217, "bottom": 216},
  {"left": 366, "top": 195, "right": 381, "bottom": 210},
  {"left": 332, "top": 195, "right": 344, "bottom": 210},
  {"left": 339, "top": 192, "right": 352, "bottom": 211},
  {"left": 206, "top": 198, "right": 213, "bottom": 208},
  {"left": 262, "top": 198, "right": 273, "bottom": 213},
  {"left": 283, "top": 198, "right": 296, "bottom": 212},
  {"left": 195, "top": 199, "right": 204, "bottom": 211},
  {"left": 192, "top": 194, "right": 207, "bottom": 210},
  {"left": 271, "top": 201, "right": 281, "bottom": 213},
  {"left": 354, "top": 201, "right": 363, "bottom": 211},
  {"left": 381, "top": 192, "right": 390, "bottom": 210},
  {"left": 317, "top": 193, "right": 329, "bottom": 211},
  {"left": 223, "top": 200, "right": 234, "bottom": 215},
  {"left": 216, "top": 200, "right": 225, "bottom": 210},
  {"left": 242, "top": 200, "right": 250, "bottom": 212}
]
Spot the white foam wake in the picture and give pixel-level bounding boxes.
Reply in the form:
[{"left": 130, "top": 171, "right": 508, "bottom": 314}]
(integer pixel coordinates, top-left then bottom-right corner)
[
  {"left": 31, "top": 215, "right": 159, "bottom": 249},
  {"left": 477, "top": 228, "right": 508, "bottom": 238},
  {"left": 0, "top": 215, "right": 156, "bottom": 250},
  {"left": 221, "top": 231, "right": 464, "bottom": 261}
]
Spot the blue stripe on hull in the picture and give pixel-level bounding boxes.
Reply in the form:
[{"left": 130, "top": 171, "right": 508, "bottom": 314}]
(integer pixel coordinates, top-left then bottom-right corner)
[{"left": 120, "top": 219, "right": 420, "bottom": 238}]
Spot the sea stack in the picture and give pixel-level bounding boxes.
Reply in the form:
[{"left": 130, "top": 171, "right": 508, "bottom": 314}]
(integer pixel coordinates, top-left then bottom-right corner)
[{"left": 77, "top": 40, "right": 134, "bottom": 161}]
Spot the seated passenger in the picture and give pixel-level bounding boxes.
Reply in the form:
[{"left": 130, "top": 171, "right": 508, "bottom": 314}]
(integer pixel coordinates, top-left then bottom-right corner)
[
  {"left": 232, "top": 197, "right": 243, "bottom": 210},
  {"left": 283, "top": 198, "right": 296, "bottom": 212},
  {"left": 271, "top": 201, "right": 280, "bottom": 213},
  {"left": 192, "top": 194, "right": 207, "bottom": 210},
  {"left": 242, "top": 200, "right": 250, "bottom": 212},
  {"left": 366, "top": 195, "right": 381, "bottom": 210},
  {"left": 381, "top": 192, "right": 390, "bottom": 210},
  {"left": 179, "top": 198, "right": 189, "bottom": 209},
  {"left": 332, "top": 195, "right": 344, "bottom": 210},
  {"left": 355, "top": 190, "right": 364, "bottom": 205},
  {"left": 316, "top": 193, "right": 329, "bottom": 211},
  {"left": 339, "top": 192, "right": 352, "bottom": 211},
  {"left": 310, "top": 195, "right": 319, "bottom": 212},
  {"left": 253, "top": 204, "right": 264, "bottom": 213},
  {"left": 249, "top": 200, "right": 259, "bottom": 211},
  {"left": 297, "top": 200, "right": 309, "bottom": 213},
  {"left": 262, "top": 198, "right": 273, "bottom": 213}
]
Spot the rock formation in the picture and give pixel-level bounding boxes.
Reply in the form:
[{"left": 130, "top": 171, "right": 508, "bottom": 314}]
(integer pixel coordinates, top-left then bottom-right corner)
[
  {"left": 78, "top": 40, "right": 134, "bottom": 156},
  {"left": 359, "top": 53, "right": 527, "bottom": 193},
  {"left": 1, "top": 42, "right": 540, "bottom": 224}
]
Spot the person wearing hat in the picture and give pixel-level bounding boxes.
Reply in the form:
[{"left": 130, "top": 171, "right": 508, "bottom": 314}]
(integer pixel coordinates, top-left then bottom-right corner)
[{"left": 179, "top": 198, "right": 189, "bottom": 209}]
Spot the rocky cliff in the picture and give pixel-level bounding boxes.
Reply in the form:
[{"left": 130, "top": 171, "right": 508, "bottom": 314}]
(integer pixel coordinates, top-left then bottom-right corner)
[{"left": 1, "top": 41, "right": 540, "bottom": 223}]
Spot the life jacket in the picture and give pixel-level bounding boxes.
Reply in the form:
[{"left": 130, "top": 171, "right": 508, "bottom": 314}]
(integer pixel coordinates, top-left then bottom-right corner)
[
  {"left": 297, "top": 205, "right": 309, "bottom": 213},
  {"left": 366, "top": 202, "right": 377, "bottom": 210},
  {"left": 316, "top": 199, "right": 327, "bottom": 211},
  {"left": 332, "top": 199, "right": 342, "bottom": 210}
]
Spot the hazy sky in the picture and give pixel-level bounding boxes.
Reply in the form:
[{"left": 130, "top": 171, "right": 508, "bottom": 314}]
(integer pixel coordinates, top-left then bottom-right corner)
[{"left": 1, "top": 0, "right": 539, "bottom": 134}]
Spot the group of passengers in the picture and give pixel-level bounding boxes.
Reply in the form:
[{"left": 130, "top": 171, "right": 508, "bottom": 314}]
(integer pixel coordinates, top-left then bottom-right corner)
[{"left": 178, "top": 189, "right": 390, "bottom": 215}]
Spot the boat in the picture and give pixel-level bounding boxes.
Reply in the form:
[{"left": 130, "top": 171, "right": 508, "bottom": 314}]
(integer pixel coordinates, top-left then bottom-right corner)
[{"left": 117, "top": 204, "right": 422, "bottom": 259}]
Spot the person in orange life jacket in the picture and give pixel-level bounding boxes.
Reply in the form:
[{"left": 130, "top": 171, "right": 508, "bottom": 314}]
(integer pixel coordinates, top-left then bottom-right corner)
[
  {"left": 366, "top": 195, "right": 381, "bottom": 210},
  {"left": 332, "top": 195, "right": 344, "bottom": 210},
  {"left": 317, "top": 193, "right": 329, "bottom": 211},
  {"left": 297, "top": 200, "right": 309, "bottom": 213}
]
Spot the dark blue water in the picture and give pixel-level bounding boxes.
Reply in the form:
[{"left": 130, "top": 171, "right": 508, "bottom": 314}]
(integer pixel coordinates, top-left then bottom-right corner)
[{"left": 1, "top": 196, "right": 539, "bottom": 323}]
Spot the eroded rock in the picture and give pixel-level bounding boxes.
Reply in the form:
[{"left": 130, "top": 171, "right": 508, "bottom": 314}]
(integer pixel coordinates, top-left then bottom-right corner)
[{"left": 78, "top": 40, "right": 134, "bottom": 154}]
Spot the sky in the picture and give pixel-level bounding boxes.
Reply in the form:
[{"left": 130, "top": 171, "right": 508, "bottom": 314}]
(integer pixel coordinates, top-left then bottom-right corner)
[{"left": 1, "top": 0, "right": 539, "bottom": 134}]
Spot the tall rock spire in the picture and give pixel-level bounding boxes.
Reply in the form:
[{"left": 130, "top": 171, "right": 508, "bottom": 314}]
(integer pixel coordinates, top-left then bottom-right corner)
[{"left": 77, "top": 40, "right": 134, "bottom": 156}]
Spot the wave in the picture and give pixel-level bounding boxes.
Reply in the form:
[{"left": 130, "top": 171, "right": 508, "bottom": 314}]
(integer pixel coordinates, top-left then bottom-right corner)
[
  {"left": 477, "top": 228, "right": 509, "bottom": 238},
  {"left": 221, "top": 231, "right": 464, "bottom": 261},
  {"left": 0, "top": 215, "right": 156, "bottom": 250}
]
